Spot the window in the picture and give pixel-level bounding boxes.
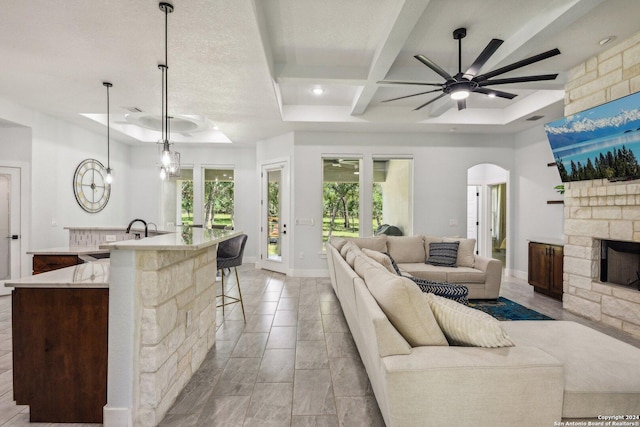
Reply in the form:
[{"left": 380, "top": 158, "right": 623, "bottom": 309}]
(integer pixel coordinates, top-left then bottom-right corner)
[
  {"left": 322, "top": 158, "right": 361, "bottom": 242},
  {"left": 203, "top": 168, "right": 234, "bottom": 229},
  {"left": 372, "top": 158, "right": 412, "bottom": 235}
]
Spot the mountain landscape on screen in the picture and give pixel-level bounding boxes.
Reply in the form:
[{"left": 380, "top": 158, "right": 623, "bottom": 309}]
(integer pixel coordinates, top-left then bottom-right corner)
[{"left": 545, "top": 91, "right": 640, "bottom": 182}]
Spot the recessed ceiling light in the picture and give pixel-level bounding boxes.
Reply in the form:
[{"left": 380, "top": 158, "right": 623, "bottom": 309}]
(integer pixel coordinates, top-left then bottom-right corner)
[
  {"left": 212, "top": 125, "right": 219, "bottom": 130},
  {"left": 487, "top": 93, "right": 496, "bottom": 98},
  {"left": 312, "top": 87, "right": 324, "bottom": 95},
  {"left": 599, "top": 36, "right": 616, "bottom": 46}
]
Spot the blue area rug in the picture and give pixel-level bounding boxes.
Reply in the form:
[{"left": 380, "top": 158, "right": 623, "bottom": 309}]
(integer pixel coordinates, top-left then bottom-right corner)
[{"left": 468, "top": 297, "right": 553, "bottom": 321}]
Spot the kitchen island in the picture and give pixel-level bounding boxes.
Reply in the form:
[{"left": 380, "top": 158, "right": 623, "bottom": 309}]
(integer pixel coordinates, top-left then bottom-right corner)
[
  {"left": 102, "top": 227, "right": 240, "bottom": 427},
  {"left": 9, "top": 227, "right": 240, "bottom": 426},
  {"left": 7, "top": 261, "right": 110, "bottom": 423}
]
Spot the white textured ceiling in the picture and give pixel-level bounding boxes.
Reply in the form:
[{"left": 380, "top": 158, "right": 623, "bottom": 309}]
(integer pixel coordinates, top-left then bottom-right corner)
[{"left": 0, "top": 0, "right": 638, "bottom": 146}]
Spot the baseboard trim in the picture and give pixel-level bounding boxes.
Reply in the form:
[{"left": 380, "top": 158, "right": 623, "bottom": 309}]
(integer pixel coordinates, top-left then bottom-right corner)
[
  {"left": 508, "top": 269, "right": 527, "bottom": 281},
  {"left": 103, "top": 406, "right": 132, "bottom": 427}
]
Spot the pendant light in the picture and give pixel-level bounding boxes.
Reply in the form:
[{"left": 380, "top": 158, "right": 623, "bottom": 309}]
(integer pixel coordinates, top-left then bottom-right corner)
[
  {"left": 158, "top": 2, "right": 181, "bottom": 180},
  {"left": 103, "top": 81, "right": 114, "bottom": 184}
]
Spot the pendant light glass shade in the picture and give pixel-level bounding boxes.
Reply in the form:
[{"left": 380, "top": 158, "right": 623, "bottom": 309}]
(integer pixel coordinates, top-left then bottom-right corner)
[
  {"left": 157, "top": 2, "right": 181, "bottom": 180},
  {"left": 103, "top": 82, "right": 114, "bottom": 184}
]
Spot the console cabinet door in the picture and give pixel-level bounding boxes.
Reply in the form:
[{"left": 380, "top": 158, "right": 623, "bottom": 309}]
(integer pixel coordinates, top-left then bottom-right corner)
[
  {"left": 550, "top": 245, "right": 564, "bottom": 294},
  {"left": 528, "top": 242, "right": 551, "bottom": 290}
]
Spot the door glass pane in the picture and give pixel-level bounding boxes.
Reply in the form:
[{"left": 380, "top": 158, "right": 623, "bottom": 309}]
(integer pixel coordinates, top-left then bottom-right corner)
[
  {"left": 178, "top": 169, "right": 194, "bottom": 225},
  {"left": 203, "top": 168, "right": 234, "bottom": 229},
  {"left": 267, "top": 170, "right": 281, "bottom": 261},
  {"left": 322, "top": 158, "right": 361, "bottom": 243},
  {"left": 372, "top": 159, "right": 411, "bottom": 236},
  {"left": 0, "top": 175, "right": 9, "bottom": 280}
]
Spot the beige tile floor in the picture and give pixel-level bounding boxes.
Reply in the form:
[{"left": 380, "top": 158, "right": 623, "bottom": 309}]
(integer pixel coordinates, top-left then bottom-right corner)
[{"left": 0, "top": 266, "right": 638, "bottom": 426}]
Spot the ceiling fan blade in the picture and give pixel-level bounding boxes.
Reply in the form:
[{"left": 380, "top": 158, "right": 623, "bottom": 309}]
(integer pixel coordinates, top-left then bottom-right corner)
[
  {"left": 382, "top": 88, "right": 443, "bottom": 103},
  {"left": 478, "top": 74, "right": 558, "bottom": 86},
  {"left": 377, "top": 80, "right": 443, "bottom": 87},
  {"left": 414, "top": 92, "right": 448, "bottom": 111},
  {"left": 457, "top": 99, "right": 467, "bottom": 111},
  {"left": 414, "top": 55, "right": 453, "bottom": 81},
  {"left": 465, "top": 39, "right": 504, "bottom": 77},
  {"left": 474, "top": 87, "right": 517, "bottom": 99},
  {"left": 475, "top": 48, "right": 561, "bottom": 82}
]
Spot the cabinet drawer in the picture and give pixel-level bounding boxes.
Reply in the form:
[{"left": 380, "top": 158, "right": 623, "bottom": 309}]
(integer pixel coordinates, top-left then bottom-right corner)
[{"left": 33, "top": 255, "right": 80, "bottom": 274}]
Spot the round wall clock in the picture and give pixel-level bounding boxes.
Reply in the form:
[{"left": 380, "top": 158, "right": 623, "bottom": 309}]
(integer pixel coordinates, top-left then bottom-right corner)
[{"left": 73, "top": 158, "right": 111, "bottom": 213}]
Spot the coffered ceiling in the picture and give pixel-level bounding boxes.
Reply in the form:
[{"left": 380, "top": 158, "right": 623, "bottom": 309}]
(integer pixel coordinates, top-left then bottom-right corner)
[{"left": 0, "top": 0, "right": 638, "bottom": 146}]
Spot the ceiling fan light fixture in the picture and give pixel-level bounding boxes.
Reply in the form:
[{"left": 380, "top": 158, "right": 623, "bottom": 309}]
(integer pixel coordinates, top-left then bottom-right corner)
[{"left": 450, "top": 89, "right": 470, "bottom": 100}]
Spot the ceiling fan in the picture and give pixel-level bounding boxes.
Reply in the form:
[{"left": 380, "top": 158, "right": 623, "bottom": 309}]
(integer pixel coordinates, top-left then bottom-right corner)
[{"left": 378, "top": 27, "right": 561, "bottom": 111}]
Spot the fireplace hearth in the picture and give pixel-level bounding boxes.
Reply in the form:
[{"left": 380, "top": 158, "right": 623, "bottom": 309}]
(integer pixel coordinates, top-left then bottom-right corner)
[{"left": 600, "top": 240, "right": 640, "bottom": 290}]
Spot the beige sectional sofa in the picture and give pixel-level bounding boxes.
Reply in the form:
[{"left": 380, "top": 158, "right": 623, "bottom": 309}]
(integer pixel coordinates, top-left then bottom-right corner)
[
  {"left": 326, "top": 237, "right": 640, "bottom": 427},
  {"left": 335, "top": 234, "right": 502, "bottom": 299}
]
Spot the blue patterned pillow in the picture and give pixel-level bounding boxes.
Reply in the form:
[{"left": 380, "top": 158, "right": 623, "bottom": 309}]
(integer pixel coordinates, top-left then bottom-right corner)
[
  {"left": 427, "top": 241, "right": 459, "bottom": 267},
  {"left": 409, "top": 277, "right": 469, "bottom": 305}
]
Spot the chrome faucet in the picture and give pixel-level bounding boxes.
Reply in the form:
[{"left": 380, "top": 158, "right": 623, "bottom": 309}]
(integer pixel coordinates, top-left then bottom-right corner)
[{"left": 126, "top": 219, "right": 148, "bottom": 238}]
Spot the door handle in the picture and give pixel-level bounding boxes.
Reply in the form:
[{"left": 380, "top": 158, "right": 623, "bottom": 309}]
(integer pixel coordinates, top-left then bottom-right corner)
[{"left": 6, "top": 235, "right": 19, "bottom": 240}]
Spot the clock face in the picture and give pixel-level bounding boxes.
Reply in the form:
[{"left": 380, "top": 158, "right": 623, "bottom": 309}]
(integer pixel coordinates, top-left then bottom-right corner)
[{"left": 73, "top": 159, "right": 111, "bottom": 213}]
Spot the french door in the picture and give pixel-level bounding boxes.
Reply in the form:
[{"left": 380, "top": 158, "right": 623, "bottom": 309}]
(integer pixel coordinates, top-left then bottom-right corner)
[
  {"left": 0, "top": 167, "right": 21, "bottom": 295},
  {"left": 260, "top": 161, "right": 289, "bottom": 274}
]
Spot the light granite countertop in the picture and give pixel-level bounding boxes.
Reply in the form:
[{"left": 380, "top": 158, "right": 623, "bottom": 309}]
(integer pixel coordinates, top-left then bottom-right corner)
[
  {"left": 101, "top": 227, "right": 241, "bottom": 251},
  {"left": 27, "top": 245, "right": 110, "bottom": 256},
  {"left": 5, "top": 260, "right": 109, "bottom": 289}
]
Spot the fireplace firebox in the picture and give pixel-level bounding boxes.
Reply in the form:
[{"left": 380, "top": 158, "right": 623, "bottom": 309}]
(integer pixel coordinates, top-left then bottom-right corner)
[{"left": 600, "top": 239, "right": 640, "bottom": 290}]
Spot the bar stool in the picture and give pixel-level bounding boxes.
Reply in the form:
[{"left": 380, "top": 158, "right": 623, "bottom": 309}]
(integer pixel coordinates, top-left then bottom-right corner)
[{"left": 216, "top": 234, "right": 248, "bottom": 321}]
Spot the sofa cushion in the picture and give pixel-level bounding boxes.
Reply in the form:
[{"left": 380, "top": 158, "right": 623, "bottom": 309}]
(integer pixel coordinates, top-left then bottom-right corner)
[
  {"left": 503, "top": 321, "right": 640, "bottom": 418},
  {"left": 386, "top": 235, "right": 425, "bottom": 263},
  {"left": 361, "top": 264, "right": 448, "bottom": 347},
  {"left": 426, "top": 241, "right": 459, "bottom": 267},
  {"left": 444, "top": 237, "right": 476, "bottom": 268},
  {"left": 408, "top": 277, "right": 469, "bottom": 305},
  {"left": 425, "top": 293, "right": 514, "bottom": 348},
  {"left": 354, "top": 252, "right": 388, "bottom": 278},
  {"left": 329, "top": 236, "right": 348, "bottom": 252},
  {"left": 345, "top": 235, "right": 388, "bottom": 252},
  {"left": 444, "top": 267, "right": 486, "bottom": 284},
  {"left": 340, "top": 240, "right": 358, "bottom": 258},
  {"left": 361, "top": 248, "right": 396, "bottom": 274},
  {"left": 399, "top": 263, "right": 448, "bottom": 282},
  {"left": 344, "top": 243, "right": 363, "bottom": 268}
]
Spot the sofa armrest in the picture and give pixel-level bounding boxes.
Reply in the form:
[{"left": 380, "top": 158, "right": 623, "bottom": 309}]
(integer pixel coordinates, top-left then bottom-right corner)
[
  {"left": 380, "top": 346, "right": 564, "bottom": 426},
  {"left": 473, "top": 255, "right": 502, "bottom": 299}
]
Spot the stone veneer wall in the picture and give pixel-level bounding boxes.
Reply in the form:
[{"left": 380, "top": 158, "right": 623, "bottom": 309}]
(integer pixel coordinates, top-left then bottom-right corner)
[
  {"left": 134, "top": 246, "right": 218, "bottom": 426},
  {"left": 562, "top": 31, "right": 640, "bottom": 339},
  {"left": 563, "top": 180, "right": 640, "bottom": 338}
]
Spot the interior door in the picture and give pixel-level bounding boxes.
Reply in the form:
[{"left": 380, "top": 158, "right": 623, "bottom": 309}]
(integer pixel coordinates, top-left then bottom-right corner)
[
  {"left": 261, "top": 161, "right": 289, "bottom": 274},
  {"left": 0, "top": 167, "right": 21, "bottom": 295}
]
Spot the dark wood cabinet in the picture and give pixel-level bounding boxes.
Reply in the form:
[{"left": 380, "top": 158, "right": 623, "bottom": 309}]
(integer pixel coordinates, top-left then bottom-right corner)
[
  {"left": 32, "top": 254, "right": 81, "bottom": 274},
  {"left": 12, "top": 287, "right": 108, "bottom": 423},
  {"left": 528, "top": 241, "right": 563, "bottom": 300}
]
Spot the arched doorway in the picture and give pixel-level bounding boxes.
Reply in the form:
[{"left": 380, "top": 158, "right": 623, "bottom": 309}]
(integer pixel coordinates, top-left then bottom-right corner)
[{"left": 467, "top": 164, "right": 508, "bottom": 268}]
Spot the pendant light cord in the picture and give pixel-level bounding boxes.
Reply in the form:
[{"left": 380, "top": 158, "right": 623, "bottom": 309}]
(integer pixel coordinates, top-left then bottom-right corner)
[{"left": 106, "top": 84, "right": 110, "bottom": 169}]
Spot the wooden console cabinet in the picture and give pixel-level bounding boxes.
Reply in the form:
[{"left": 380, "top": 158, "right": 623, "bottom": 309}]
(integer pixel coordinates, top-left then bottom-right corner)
[
  {"left": 528, "top": 241, "right": 564, "bottom": 301},
  {"left": 12, "top": 287, "right": 108, "bottom": 423}
]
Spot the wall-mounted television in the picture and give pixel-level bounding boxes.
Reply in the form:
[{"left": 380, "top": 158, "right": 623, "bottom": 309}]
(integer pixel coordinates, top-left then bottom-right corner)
[{"left": 544, "top": 91, "right": 640, "bottom": 182}]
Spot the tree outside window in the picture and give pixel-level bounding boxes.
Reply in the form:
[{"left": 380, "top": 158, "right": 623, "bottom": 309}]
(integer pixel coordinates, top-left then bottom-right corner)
[{"left": 203, "top": 168, "right": 234, "bottom": 228}]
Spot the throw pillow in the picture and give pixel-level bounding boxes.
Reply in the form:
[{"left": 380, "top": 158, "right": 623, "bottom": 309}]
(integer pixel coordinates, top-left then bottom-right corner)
[
  {"left": 443, "top": 237, "right": 476, "bottom": 268},
  {"left": 424, "top": 293, "right": 514, "bottom": 348},
  {"left": 383, "top": 252, "right": 403, "bottom": 275},
  {"left": 340, "top": 241, "right": 358, "bottom": 259},
  {"left": 329, "top": 236, "right": 348, "bottom": 252},
  {"left": 408, "top": 277, "right": 469, "bottom": 305},
  {"left": 426, "top": 241, "right": 459, "bottom": 267},
  {"left": 362, "top": 267, "right": 448, "bottom": 347},
  {"left": 362, "top": 248, "right": 396, "bottom": 274}
]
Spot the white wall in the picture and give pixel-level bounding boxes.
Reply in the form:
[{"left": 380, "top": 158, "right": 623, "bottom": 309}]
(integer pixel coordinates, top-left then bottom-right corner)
[
  {"left": 512, "top": 125, "right": 565, "bottom": 278},
  {"left": 292, "top": 131, "right": 515, "bottom": 274},
  {"left": 0, "top": 97, "right": 131, "bottom": 253}
]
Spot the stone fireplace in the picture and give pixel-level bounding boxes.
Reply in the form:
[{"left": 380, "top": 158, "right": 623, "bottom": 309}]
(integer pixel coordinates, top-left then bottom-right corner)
[{"left": 563, "top": 179, "right": 640, "bottom": 339}]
